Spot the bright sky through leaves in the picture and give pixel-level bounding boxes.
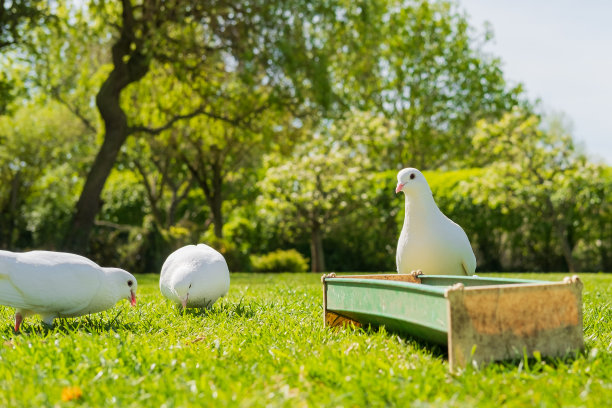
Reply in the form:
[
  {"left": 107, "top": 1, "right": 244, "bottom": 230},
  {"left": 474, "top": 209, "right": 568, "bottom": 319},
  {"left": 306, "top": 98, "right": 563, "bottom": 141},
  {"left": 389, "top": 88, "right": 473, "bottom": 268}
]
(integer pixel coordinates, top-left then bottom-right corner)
[{"left": 460, "top": 0, "right": 612, "bottom": 164}]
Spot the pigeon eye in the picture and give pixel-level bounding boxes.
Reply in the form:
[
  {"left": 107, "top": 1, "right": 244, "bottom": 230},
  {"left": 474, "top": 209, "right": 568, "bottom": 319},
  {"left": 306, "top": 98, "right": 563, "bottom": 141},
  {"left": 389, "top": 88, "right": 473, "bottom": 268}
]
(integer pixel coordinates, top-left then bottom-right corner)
[
  {"left": 128, "top": 280, "right": 133, "bottom": 287},
  {"left": 410, "top": 173, "right": 415, "bottom": 180}
]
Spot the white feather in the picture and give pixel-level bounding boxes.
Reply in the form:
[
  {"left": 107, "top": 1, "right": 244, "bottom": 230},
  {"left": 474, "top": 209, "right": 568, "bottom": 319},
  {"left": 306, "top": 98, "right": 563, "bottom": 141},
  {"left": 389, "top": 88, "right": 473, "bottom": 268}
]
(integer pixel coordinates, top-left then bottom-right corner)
[
  {"left": 159, "top": 244, "right": 230, "bottom": 308},
  {"left": 0, "top": 250, "right": 137, "bottom": 328},
  {"left": 395, "top": 168, "right": 477, "bottom": 276}
]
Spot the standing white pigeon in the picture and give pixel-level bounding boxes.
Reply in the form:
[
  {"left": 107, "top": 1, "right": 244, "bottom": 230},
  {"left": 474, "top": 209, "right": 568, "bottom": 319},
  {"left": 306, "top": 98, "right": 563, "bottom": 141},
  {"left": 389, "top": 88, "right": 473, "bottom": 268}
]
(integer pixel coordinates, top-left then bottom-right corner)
[
  {"left": 159, "top": 244, "right": 230, "bottom": 309},
  {"left": 395, "top": 168, "right": 476, "bottom": 276},
  {"left": 0, "top": 250, "right": 137, "bottom": 332}
]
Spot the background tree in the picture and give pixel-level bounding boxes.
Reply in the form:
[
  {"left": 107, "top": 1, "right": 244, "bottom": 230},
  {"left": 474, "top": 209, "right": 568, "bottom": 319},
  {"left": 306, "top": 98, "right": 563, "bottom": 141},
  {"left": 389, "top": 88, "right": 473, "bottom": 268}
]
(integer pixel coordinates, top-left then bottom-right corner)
[
  {"left": 0, "top": 0, "right": 49, "bottom": 113},
  {"left": 257, "top": 114, "right": 382, "bottom": 272},
  {"left": 467, "top": 108, "right": 597, "bottom": 272},
  {"left": 339, "top": 0, "right": 522, "bottom": 169},
  {"left": 59, "top": 0, "right": 344, "bottom": 253},
  {"left": 1, "top": 0, "right": 609, "bottom": 273},
  {"left": 125, "top": 63, "right": 304, "bottom": 240},
  {"left": 0, "top": 101, "right": 93, "bottom": 248}
]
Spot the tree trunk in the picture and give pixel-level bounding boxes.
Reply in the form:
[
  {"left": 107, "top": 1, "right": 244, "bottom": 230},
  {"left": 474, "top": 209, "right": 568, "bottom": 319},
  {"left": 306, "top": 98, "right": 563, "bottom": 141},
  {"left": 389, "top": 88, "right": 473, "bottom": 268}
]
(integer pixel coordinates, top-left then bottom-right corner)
[
  {"left": 211, "top": 158, "right": 224, "bottom": 238},
  {"left": 186, "top": 160, "right": 225, "bottom": 239},
  {"left": 211, "top": 193, "right": 223, "bottom": 238},
  {"left": 555, "top": 222, "right": 576, "bottom": 273},
  {"left": 62, "top": 1, "right": 150, "bottom": 253},
  {"left": 310, "top": 224, "right": 325, "bottom": 273},
  {"left": 63, "top": 127, "right": 129, "bottom": 252},
  {"left": 0, "top": 172, "right": 21, "bottom": 248}
]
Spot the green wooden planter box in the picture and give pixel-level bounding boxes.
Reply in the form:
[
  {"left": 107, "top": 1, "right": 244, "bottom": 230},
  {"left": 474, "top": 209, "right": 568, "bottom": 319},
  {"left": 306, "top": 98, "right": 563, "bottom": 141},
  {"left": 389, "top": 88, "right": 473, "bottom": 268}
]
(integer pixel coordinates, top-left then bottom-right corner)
[{"left": 322, "top": 273, "right": 584, "bottom": 370}]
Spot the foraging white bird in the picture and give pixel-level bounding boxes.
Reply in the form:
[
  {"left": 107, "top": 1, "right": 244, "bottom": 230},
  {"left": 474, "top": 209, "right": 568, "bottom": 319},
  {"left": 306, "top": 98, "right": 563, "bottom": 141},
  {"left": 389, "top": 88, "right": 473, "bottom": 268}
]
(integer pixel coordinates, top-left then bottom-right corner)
[
  {"left": 159, "top": 244, "right": 230, "bottom": 309},
  {"left": 395, "top": 168, "right": 476, "bottom": 276},
  {"left": 0, "top": 250, "right": 137, "bottom": 332}
]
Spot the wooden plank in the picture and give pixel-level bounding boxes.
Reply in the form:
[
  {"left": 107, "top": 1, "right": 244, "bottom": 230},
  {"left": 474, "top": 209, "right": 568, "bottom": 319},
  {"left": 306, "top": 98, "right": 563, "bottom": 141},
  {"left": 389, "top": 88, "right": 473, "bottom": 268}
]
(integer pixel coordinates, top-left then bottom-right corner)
[
  {"left": 446, "top": 276, "right": 584, "bottom": 370},
  {"left": 325, "top": 271, "right": 423, "bottom": 284},
  {"left": 325, "top": 311, "right": 363, "bottom": 328}
]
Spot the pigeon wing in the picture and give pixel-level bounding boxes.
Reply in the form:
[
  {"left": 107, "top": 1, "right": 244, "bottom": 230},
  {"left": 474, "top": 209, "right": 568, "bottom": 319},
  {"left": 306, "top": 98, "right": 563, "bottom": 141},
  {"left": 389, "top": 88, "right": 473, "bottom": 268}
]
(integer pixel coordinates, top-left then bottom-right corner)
[
  {"left": 453, "top": 226, "right": 476, "bottom": 276},
  {"left": 440, "top": 217, "right": 476, "bottom": 276},
  {"left": 0, "top": 276, "right": 30, "bottom": 310},
  {"left": 461, "top": 254, "right": 476, "bottom": 276},
  {"left": 1, "top": 251, "right": 102, "bottom": 314}
]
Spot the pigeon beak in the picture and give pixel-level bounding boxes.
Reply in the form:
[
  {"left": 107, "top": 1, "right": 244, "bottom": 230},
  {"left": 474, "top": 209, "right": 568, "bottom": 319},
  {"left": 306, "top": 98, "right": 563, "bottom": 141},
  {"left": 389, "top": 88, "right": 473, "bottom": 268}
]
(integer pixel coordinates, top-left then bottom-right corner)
[
  {"left": 130, "top": 290, "right": 137, "bottom": 306},
  {"left": 181, "top": 294, "right": 189, "bottom": 309},
  {"left": 395, "top": 183, "right": 404, "bottom": 194}
]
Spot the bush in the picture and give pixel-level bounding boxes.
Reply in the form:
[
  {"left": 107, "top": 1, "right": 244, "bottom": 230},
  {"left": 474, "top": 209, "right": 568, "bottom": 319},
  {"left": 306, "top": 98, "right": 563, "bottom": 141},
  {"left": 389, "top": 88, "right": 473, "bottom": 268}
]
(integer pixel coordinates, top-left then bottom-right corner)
[
  {"left": 203, "top": 235, "right": 252, "bottom": 272},
  {"left": 250, "top": 249, "right": 309, "bottom": 273}
]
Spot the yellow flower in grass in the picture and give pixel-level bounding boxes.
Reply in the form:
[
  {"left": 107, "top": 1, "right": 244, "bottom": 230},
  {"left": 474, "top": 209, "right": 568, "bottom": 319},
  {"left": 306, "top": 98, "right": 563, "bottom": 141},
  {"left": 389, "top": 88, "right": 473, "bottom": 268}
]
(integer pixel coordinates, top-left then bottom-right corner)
[{"left": 61, "top": 386, "right": 83, "bottom": 402}]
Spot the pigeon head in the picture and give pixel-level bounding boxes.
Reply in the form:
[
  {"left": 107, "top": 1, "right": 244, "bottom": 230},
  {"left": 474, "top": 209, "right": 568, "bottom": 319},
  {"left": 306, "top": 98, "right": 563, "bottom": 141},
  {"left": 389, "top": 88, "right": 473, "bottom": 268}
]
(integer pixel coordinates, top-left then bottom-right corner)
[
  {"left": 172, "top": 277, "right": 192, "bottom": 309},
  {"left": 395, "top": 168, "right": 431, "bottom": 196},
  {"left": 104, "top": 267, "right": 138, "bottom": 306}
]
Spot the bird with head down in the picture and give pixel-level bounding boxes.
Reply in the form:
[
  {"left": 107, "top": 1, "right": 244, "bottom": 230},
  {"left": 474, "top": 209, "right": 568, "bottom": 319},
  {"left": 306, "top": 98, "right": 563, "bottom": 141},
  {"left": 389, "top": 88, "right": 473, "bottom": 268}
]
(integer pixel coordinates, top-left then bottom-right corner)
[
  {"left": 159, "top": 244, "right": 230, "bottom": 310},
  {"left": 0, "top": 250, "right": 137, "bottom": 332},
  {"left": 395, "top": 168, "right": 476, "bottom": 276}
]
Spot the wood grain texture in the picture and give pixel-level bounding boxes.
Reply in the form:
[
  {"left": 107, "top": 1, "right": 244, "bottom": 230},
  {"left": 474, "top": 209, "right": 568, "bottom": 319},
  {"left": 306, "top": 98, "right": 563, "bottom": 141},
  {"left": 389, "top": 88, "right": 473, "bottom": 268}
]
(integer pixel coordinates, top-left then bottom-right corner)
[
  {"left": 325, "top": 311, "right": 364, "bottom": 329},
  {"left": 446, "top": 277, "right": 584, "bottom": 370}
]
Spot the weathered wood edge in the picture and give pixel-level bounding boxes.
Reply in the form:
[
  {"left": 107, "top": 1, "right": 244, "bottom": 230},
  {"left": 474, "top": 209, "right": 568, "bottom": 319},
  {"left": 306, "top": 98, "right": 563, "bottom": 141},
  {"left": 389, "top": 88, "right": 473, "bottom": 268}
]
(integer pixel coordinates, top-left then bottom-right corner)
[
  {"left": 445, "top": 275, "right": 584, "bottom": 371},
  {"left": 324, "top": 271, "right": 424, "bottom": 283}
]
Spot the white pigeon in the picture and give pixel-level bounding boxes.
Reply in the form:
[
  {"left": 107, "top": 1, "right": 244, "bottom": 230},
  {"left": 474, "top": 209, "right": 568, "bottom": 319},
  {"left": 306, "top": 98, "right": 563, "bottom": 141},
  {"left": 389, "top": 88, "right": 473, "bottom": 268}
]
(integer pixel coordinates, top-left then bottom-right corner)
[
  {"left": 159, "top": 244, "right": 230, "bottom": 309},
  {"left": 395, "top": 168, "right": 476, "bottom": 276},
  {"left": 0, "top": 250, "right": 137, "bottom": 332}
]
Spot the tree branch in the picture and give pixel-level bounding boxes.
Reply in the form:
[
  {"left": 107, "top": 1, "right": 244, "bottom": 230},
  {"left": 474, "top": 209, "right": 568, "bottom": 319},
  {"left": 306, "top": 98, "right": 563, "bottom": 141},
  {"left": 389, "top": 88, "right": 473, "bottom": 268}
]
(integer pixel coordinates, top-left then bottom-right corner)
[
  {"left": 50, "top": 86, "right": 97, "bottom": 134},
  {"left": 129, "top": 106, "right": 237, "bottom": 135},
  {"left": 133, "top": 158, "right": 165, "bottom": 227}
]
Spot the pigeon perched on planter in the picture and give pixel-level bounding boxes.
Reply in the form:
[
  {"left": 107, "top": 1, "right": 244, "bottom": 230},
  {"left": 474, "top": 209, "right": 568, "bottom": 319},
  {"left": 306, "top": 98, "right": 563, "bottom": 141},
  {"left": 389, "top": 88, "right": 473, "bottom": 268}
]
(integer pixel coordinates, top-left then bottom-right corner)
[
  {"left": 395, "top": 168, "right": 476, "bottom": 276},
  {"left": 159, "top": 244, "right": 230, "bottom": 309},
  {"left": 0, "top": 250, "right": 137, "bottom": 332}
]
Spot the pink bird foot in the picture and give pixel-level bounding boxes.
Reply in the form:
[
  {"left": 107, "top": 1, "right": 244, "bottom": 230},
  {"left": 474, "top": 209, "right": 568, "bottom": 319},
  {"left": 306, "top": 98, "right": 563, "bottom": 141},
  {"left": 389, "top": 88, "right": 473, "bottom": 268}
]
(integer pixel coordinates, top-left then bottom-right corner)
[{"left": 14, "top": 312, "right": 23, "bottom": 333}]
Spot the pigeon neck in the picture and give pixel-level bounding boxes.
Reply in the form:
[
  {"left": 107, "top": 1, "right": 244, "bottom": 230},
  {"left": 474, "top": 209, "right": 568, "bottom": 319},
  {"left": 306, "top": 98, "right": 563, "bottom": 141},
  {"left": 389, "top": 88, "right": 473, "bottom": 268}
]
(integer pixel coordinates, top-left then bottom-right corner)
[
  {"left": 88, "top": 278, "right": 122, "bottom": 313},
  {"left": 404, "top": 191, "right": 440, "bottom": 221}
]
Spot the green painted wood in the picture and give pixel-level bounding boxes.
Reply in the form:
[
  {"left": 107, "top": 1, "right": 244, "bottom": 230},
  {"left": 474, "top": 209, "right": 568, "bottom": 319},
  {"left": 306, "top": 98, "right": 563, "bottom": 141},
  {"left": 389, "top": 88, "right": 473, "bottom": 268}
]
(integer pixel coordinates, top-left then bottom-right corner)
[
  {"left": 325, "top": 278, "right": 448, "bottom": 344},
  {"left": 324, "top": 275, "right": 555, "bottom": 346},
  {"left": 419, "top": 275, "right": 549, "bottom": 288}
]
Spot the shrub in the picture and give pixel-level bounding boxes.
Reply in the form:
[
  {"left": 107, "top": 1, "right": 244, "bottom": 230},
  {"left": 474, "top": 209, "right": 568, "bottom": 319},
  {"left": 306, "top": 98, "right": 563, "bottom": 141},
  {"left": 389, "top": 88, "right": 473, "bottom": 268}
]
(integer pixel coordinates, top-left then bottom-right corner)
[
  {"left": 250, "top": 249, "right": 309, "bottom": 273},
  {"left": 204, "top": 235, "right": 252, "bottom": 272}
]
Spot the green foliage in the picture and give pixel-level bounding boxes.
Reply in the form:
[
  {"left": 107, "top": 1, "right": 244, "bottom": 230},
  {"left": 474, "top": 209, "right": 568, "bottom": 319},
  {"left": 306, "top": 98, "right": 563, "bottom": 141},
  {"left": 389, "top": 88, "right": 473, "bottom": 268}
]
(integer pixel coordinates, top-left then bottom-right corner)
[
  {"left": 0, "top": 0, "right": 609, "bottom": 274},
  {"left": 0, "top": 0, "right": 50, "bottom": 113},
  {"left": 0, "top": 1, "right": 48, "bottom": 50},
  {"left": 251, "top": 249, "right": 309, "bottom": 273},
  {"left": 0, "top": 102, "right": 93, "bottom": 248},
  {"left": 327, "top": 0, "right": 522, "bottom": 168},
  {"left": 100, "top": 170, "right": 148, "bottom": 226},
  {"left": 323, "top": 169, "right": 399, "bottom": 272},
  {"left": 0, "top": 273, "right": 610, "bottom": 406},
  {"left": 463, "top": 109, "right": 609, "bottom": 272},
  {"left": 23, "top": 164, "right": 82, "bottom": 248},
  {"left": 257, "top": 113, "right": 381, "bottom": 271},
  {"left": 202, "top": 234, "right": 252, "bottom": 273}
]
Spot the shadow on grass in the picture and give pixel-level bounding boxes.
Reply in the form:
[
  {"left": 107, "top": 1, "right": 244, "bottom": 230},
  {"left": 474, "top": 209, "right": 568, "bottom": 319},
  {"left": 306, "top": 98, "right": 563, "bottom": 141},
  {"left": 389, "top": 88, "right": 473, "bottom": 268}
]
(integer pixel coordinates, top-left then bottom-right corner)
[
  {"left": 2, "top": 309, "right": 137, "bottom": 336},
  {"left": 356, "top": 323, "right": 448, "bottom": 360},
  {"left": 335, "top": 322, "right": 584, "bottom": 371},
  {"left": 466, "top": 349, "right": 586, "bottom": 373},
  {"left": 174, "top": 297, "right": 260, "bottom": 320},
  {"left": 215, "top": 298, "right": 260, "bottom": 319}
]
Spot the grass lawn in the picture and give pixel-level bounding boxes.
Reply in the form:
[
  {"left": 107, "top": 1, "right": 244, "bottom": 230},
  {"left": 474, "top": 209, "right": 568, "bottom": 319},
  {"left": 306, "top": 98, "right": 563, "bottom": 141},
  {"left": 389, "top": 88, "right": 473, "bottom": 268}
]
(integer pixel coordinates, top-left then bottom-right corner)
[{"left": 0, "top": 272, "right": 610, "bottom": 407}]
